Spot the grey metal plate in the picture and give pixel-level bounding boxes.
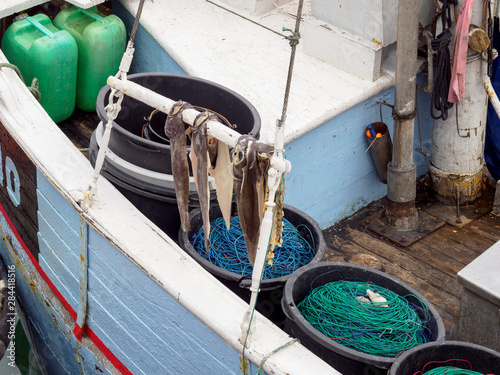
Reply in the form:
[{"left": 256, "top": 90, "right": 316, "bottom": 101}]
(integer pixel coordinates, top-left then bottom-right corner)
[{"left": 359, "top": 209, "right": 445, "bottom": 247}]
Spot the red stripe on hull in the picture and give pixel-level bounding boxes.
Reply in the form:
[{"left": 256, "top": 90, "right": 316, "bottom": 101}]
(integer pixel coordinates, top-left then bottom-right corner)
[{"left": 0, "top": 202, "right": 133, "bottom": 375}]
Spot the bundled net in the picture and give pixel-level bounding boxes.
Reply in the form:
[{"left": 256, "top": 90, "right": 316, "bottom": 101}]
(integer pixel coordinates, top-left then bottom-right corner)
[
  {"left": 413, "top": 359, "right": 485, "bottom": 375},
  {"left": 190, "top": 215, "right": 315, "bottom": 279},
  {"left": 297, "top": 279, "right": 433, "bottom": 357},
  {"left": 421, "top": 368, "right": 482, "bottom": 375}
]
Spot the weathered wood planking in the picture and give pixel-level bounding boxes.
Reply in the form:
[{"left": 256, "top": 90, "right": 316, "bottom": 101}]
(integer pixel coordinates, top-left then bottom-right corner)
[{"left": 437, "top": 225, "right": 495, "bottom": 253}]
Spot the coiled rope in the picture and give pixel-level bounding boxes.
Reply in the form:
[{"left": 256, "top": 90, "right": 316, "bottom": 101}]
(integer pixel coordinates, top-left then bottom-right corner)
[
  {"left": 190, "top": 215, "right": 315, "bottom": 279},
  {"left": 412, "top": 359, "right": 483, "bottom": 375},
  {"left": 0, "top": 63, "right": 41, "bottom": 101},
  {"left": 430, "top": 0, "right": 458, "bottom": 120},
  {"left": 422, "top": 367, "right": 482, "bottom": 375},
  {"left": 297, "top": 278, "right": 432, "bottom": 357}
]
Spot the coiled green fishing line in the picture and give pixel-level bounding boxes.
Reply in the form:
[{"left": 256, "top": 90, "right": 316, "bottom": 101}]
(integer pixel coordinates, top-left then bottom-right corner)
[
  {"left": 191, "top": 215, "right": 315, "bottom": 279},
  {"left": 297, "top": 279, "right": 432, "bottom": 357},
  {"left": 421, "top": 367, "right": 482, "bottom": 375}
]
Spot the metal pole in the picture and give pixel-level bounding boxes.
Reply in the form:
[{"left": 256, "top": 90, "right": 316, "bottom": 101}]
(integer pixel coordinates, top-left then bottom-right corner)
[{"left": 386, "top": 0, "right": 419, "bottom": 230}]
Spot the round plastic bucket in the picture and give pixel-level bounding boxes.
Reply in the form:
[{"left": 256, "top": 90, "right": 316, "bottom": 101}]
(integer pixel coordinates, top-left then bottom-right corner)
[
  {"left": 178, "top": 203, "right": 326, "bottom": 325},
  {"left": 89, "top": 127, "right": 217, "bottom": 240},
  {"left": 96, "top": 73, "right": 261, "bottom": 174},
  {"left": 389, "top": 340, "right": 500, "bottom": 374},
  {"left": 281, "top": 262, "right": 445, "bottom": 374}
]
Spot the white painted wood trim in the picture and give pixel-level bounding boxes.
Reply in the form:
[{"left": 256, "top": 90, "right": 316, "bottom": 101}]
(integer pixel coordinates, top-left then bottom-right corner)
[
  {"left": 0, "top": 50, "right": 339, "bottom": 374},
  {"left": 0, "top": 0, "right": 106, "bottom": 18}
]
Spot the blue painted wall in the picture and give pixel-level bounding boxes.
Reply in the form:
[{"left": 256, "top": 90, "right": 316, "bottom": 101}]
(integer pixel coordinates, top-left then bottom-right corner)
[
  {"left": 113, "top": 3, "right": 435, "bottom": 229},
  {"left": 284, "top": 87, "right": 433, "bottom": 228}
]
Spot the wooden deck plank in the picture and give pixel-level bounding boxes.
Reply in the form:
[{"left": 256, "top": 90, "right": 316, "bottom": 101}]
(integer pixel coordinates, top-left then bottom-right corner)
[
  {"left": 467, "top": 220, "right": 500, "bottom": 243},
  {"left": 478, "top": 212, "right": 500, "bottom": 232},
  {"left": 437, "top": 225, "right": 494, "bottom": 254},
  {"left": 408, "top": 233, "right": 468, "bottom": 274},
  {"left": 416, "top": 232, "right": 482, "bottom": 269},
  {"left": 343, "top": 228, "right": 460, "bottom": 294}
]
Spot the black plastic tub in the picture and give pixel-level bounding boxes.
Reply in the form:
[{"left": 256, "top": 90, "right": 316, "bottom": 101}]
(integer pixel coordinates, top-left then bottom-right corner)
[
  {"left": 389, "top": 341, "right": 500, "bottom": 374},
  {"left": 178, "top": 203, "right": 326, "bottom": 325},
  {"left": 89, "top": 130, "right": 217, "bottom": 241},
  {"left": 96, "top": 73, "right": 261, "bottom": 174},
  {"left": 281, "top": 262, "right": 446, "bottom": 375}
]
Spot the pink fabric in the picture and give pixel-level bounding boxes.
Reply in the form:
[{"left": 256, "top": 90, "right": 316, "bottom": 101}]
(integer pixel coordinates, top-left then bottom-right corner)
[{"left": 448, "top": 0, "right": 474, "bottom": 104}]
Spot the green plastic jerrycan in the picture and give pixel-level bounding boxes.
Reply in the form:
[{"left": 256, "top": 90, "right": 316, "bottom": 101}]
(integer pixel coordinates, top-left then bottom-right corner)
[
  {"left": 1, "top": 14, "right": 78, "bottom": 123},
  {"left": 54, "top": 6, "right": 126, "bottom": 112}
]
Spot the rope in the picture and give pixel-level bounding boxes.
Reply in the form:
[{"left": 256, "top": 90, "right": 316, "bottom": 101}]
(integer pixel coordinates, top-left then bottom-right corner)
[
  {"left": 129, "top": 0, "right": 146, "bottom": 45},
  {"left": 190, "top": 216, "right": 315, "bottom": 279},
  {"left": 256, "top": 338, "right": 299, "bottom": 375},
  {"left": 431, "top": 26, "right": 453, "bottom": 120},
  {"left": 430, "top": 0, "right": 458, "bottom": 120},
  {"left": 422, "top": 367, "right": 482, "bottom": 375},
  {"left": 0, "top": 63, "right": 41, "bottom": 101},
  {"left": 278, "top": 0, "right": 303, "bottom": 127},
  {"left": 297, "top": 278, "right": 432, "bottom": 358},
  {"left": 412, "top": 359, "right": 482, "bottom": 375}
]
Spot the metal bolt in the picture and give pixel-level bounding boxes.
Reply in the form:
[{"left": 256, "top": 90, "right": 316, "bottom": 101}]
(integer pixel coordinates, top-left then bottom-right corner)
[
  {"left": 401, "top": 236, "right": 407, "bottom": 243},
  {"left": 456, "top": 218, "right": 462, "bottom": 224},
  {"left": 474, "top": 209, "right": 479, "bottom": 214}
]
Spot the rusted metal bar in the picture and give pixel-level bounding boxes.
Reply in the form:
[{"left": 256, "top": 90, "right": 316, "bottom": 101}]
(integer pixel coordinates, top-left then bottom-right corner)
[
  {"left": 74, "top": 217, "right": 89, "bottom": 340},
  {"left": 386, "top": 0, "right": 420, "bottom": 230}
]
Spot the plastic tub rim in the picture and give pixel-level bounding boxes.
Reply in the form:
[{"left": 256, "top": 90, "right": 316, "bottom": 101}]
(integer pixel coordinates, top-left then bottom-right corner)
[
  {"left": 281, "top": 261, "right": 446, "bottom": 369},
  {"left": 93, "top": 121, "right": 215, "bottom": 192},
  {"left": 96, "top": 72, "right": 262, "bottom": 154},
  {"left": 178, "top": 204, "right": 327, "bottom": 291},
  {"left": 388, "top": 340, "right": 500, "bottom": 374}
]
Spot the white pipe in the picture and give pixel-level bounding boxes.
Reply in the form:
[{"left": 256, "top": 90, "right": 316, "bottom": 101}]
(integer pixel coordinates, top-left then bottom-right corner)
[
  {"left": 484, "top": 60, "right": 500, "bottom": 119},
  {"left": 107, "top": 76, "right": 243, "bottom": 148}
]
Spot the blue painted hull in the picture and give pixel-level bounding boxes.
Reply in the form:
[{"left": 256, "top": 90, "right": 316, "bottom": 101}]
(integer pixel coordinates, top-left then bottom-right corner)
[{"left": 0, "top": 121, "right": 263, "bottom": 375}]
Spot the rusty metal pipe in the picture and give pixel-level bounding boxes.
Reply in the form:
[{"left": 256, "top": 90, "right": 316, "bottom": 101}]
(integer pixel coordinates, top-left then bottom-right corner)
[{"left": 386, "top": 0, "right": 419, "bottom": 230}]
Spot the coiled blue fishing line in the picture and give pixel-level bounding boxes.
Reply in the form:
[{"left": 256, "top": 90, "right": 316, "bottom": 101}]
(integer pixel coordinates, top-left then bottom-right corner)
[{"left": 190, "top": 215, "right": 315, "bottom": 279}]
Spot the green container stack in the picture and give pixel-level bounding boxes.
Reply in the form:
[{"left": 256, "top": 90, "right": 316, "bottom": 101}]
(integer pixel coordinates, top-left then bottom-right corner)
[
  {"left": 54, "top": 6, "right": 126, "bottom": 112},
  {"left": 1, "top": 14, "right": 78, "bottom": 123}
]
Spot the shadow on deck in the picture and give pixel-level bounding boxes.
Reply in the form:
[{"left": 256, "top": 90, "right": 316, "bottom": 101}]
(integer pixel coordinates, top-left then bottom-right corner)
[{"left": 322, "top": 177, "right": 499, "bottom": 339}]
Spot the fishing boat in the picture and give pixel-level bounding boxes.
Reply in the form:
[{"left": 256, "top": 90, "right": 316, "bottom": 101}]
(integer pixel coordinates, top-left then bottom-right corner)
[{"left": 0, "top": 0, "right": 498, "bottom": 374}]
